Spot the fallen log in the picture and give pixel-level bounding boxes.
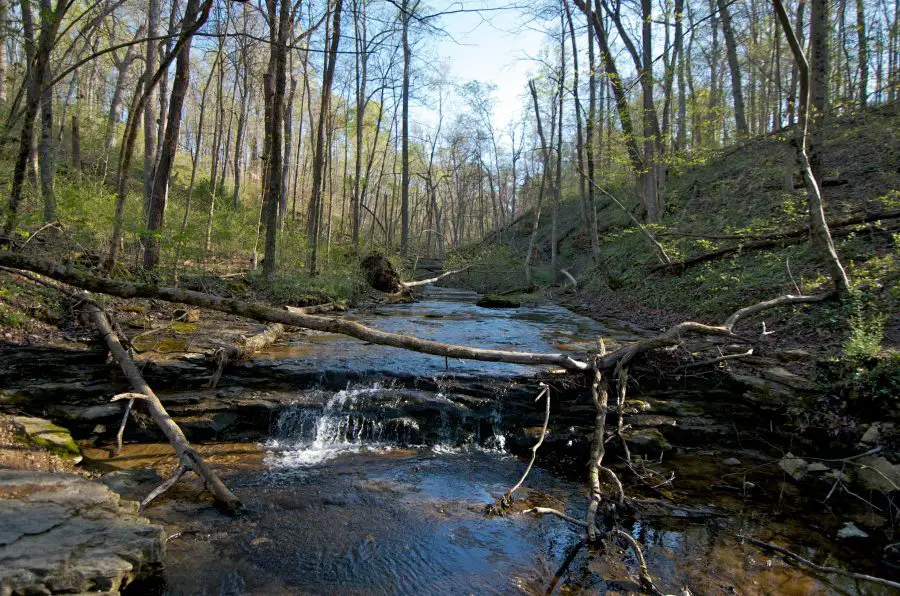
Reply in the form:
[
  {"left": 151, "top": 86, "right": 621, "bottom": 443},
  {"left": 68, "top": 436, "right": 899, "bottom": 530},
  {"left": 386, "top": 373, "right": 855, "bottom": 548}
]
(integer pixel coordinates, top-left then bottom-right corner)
[
  {"left": 401, "top": 266, "right": 470, "bottom": 288},
  {"left": 653, "top": 211, "right": 900, "bottom": 274},
  {"left": 87, "top": 303, "right": 243, "bottom": 513},
  {"left": 208, "top": 323, "right": 285, "bottom": 388},
  {"left": 657, "top": 208, "right": 900, "bottom": 242},
  {"left": 0, "top": 253, "right": 590, "bottom": 371}
]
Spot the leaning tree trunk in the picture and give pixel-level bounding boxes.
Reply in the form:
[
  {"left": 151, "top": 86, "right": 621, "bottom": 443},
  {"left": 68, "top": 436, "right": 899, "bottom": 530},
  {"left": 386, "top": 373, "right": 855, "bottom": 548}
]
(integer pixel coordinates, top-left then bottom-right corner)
[
  {"left": 306, "top": 0, "right": 343, "bottom": 275},
  {"left": 774, "top": 0, "right": 850, "bottom": 294},
  {"left": 143, "top": 0, "right": 201, "bottom": 271}
]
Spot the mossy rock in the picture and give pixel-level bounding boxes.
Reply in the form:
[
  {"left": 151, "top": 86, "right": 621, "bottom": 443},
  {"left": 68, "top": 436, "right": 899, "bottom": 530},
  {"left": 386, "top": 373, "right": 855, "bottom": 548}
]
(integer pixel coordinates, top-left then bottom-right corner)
[
  {"left": 623, "top": 428, "right": 672, "bottom": 455},
  {"left": 131, "top": 323, "right": 200, "bottom": 352},
  {"left": 11, "top": 416, "right": 81, "bottom": 460},
  {"left": 476, "top": 295, "right": 521, "bottom": 308}
]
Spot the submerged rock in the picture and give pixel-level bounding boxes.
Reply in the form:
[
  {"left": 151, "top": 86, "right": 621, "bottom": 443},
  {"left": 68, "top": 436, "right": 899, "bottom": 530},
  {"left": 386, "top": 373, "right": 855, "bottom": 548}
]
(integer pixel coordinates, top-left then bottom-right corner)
[
  {"left": 837, "top": 521, "right": 869, "bottom": 539},
  {"left": 856, "top": 456, "right": 900, "bottom": 493},
  {"left": 10, "top": 416, "right": 80, "bottom": 461},
  {"left": 476, "top": 295, "right": 521, "bottom": 308},
  {"left": 623, "top": 428, "right": 672, "bottom": 455},
  {"left": 778, "top": 453, "right": 808, "bottom": 481},
  {"left": 0, "top": 471, "right": 165, "bottom": 594}
]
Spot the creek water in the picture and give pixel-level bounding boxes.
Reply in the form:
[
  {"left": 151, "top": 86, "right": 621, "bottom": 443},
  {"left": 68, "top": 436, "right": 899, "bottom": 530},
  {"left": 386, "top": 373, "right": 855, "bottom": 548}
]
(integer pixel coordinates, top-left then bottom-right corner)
[{"left": 82, "top": 287, "right": 889, "bottom": 595}]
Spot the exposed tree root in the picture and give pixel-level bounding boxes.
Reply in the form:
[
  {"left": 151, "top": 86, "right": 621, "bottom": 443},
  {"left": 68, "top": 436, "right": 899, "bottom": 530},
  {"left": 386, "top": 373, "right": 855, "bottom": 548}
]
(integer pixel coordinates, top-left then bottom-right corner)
[{"left": 739, "top": 535, "right": 900, "bottom": 590}]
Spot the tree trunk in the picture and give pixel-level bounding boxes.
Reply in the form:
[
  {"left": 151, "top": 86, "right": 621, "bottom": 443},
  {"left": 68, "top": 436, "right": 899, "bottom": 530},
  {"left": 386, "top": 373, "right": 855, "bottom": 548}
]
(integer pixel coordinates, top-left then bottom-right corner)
[
  {"left": 717, "top": 0, "right": 748, "bottom": 137},
  {"left": 2, "top": 0, "right": 66, "bottom": 239},
  {"left": 0, "top": 0, "right": 7, "bottom": 103},
  {"left": 306, "top": 0, "right": 343, "bottom": 275},
  {"left": 143, "top": 0, "right": 160, "bottom": 216},
  {"left": 71, "top": 114, "right": 81, "bottom": 170},
  {"left": 808, "top": 0, "right": 829, "bottom": 183},
  {"left": 104, "top": 25, "right": 144, "bottom": 155},
  {"left": 856, "top": 0, "right": 868, "bottom": 107},
  {"left": 143, "top": 0, "right": 201, "bottom": 271},
  {"left": 774, "top": 0, "right": 850, "bottom": 294},
  {"left": 400, "top": 0, "right": 413, "bottom": 256}
]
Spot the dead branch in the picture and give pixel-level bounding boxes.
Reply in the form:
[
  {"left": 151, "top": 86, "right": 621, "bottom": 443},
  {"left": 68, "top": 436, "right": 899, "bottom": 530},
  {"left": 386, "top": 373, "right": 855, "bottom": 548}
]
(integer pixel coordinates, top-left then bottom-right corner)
[
  {"left": 141, "top": 464, "right": 186, "bottom": 512},
  {"left": 684, "top": 349, "right": 754, "bottom": 369},
  {"left": 653, "top": 216, "right": 899, "bottom": 274},
  {"left": 0, "top": 253, "right": 590, "bottom": 371},
  {"left": 739, "top": 535, "right": 900, "bottom": 590},
  {"left": 401, "top": 266, "right": 471, "bottom": 288},
  {"left": 208, "top": 323, "right": 285, "bottom": 388},
  {"left": 87, "top": 303, "right": 242, "bottom": 513},
  {"left": 657, "top": 208, "right": 900, "bottom": 242},
  {"left": 490, "top": 384, "right": 550, "bottom": 512},
  {"left": 599, "top": 292, "right": 832, "bottom": 371},
  {"left": 284, "top": 302, "right": 346, "bottom": 315},
  {"left": 524, "top": 507, "right": 588, "bottom": 528},
  {"left": 585, "top": 363, "right": 609, "bottom": 542},
  {"left": 612, "top": 529, "right": 665, "bottom": 596}
]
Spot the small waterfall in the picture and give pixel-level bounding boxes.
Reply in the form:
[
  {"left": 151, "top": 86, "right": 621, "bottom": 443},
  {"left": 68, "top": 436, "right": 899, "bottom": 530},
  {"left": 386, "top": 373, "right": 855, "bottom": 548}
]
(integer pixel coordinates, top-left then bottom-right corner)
[{"left": 266, "top": 383, "right": 507, "bottom": 467}]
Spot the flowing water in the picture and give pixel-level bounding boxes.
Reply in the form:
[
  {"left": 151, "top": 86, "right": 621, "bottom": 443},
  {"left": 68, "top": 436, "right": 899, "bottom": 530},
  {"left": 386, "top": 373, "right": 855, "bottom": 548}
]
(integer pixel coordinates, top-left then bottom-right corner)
[{"left": 80, "top": 287, "right": 894, "bottom": 595}]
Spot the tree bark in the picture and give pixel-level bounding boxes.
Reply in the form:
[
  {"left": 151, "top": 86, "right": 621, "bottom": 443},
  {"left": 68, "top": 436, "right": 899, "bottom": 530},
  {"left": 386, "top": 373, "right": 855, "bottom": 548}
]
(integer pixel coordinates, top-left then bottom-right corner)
[
  {"left": 717, "top": 0, "right": 748, "bottom": 137},
  {"left": 38, "top": 0, "right": 56, "bottom": 222},
  {"left": 306, "top": 0, "right": 343, "bottom": 275},
  {"left": 143, "top": 0, "right": 201, "bottom": 271},
  {"left": 86, "top": 303, "right": 242, "bottom": 513},
  {"left": 856, "top": 0, "right": 868, "bottom": 107},
  {"left": 143, "top": 0, "right": 160, "bottom": 215},
  {"left": 2, "top": 0, "right": 66, "bottom": 240}
]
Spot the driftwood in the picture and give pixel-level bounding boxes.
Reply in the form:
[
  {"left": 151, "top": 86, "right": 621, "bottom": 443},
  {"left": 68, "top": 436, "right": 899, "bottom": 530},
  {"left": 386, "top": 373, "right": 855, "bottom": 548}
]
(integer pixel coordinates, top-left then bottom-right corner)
[
  {"left": 0, "top": 253, "right": 591, "bottom": 371},
  {"left": 489, "top": 384, "right": 550, "bottom": 512},
  {"left": 86, "top": 304, "right": 242, "bottom": 513},
  {"left": 401, "top": 266, "right": 470, "bottom": 288},
  {"left": 208, "top": 323, "right": 285, "bottom": 388},
  {"left": 653, "top": 210, "right": 900, "bottom": 273}
]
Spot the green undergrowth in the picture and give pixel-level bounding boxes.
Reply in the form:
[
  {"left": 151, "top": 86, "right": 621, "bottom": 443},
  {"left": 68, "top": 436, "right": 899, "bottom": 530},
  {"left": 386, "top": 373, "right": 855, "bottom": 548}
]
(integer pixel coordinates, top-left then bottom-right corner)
[{"left": 453, "top": 108, "right": 900, "bottom": 365}]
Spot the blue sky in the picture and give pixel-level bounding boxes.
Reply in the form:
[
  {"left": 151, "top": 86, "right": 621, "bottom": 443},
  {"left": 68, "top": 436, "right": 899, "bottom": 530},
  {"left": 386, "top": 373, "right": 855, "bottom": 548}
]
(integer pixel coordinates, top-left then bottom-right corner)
[{"left": 419, "top": 1, "right": 547, "bottom": 129}]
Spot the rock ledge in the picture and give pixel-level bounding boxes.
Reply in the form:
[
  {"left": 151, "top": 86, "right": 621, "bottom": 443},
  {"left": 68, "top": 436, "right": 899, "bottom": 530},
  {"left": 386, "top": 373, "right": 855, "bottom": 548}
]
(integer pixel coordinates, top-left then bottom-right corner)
[{"left": 0, "top": 470, "right": 166, "bottom": 595}]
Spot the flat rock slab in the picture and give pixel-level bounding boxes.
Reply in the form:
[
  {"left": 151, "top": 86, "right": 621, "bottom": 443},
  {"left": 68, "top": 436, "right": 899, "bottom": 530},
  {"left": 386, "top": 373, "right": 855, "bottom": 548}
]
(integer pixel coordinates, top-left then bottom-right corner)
[{"left": 0, "top": 471, "right": 166, "bottom": 595}]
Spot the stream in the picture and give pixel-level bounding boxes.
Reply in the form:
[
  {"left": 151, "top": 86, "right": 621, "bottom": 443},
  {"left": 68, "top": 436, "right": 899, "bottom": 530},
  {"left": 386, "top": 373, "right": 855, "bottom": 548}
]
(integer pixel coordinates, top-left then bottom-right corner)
[{"left": 78, "top": 287, "right": 891, "bottom": 595}]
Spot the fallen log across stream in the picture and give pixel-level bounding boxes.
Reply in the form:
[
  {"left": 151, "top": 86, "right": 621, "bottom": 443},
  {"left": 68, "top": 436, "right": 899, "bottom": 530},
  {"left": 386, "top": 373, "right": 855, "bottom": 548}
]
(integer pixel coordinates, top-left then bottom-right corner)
[{"left": 0, "top": 253, "right": 591, "bottom": 371}]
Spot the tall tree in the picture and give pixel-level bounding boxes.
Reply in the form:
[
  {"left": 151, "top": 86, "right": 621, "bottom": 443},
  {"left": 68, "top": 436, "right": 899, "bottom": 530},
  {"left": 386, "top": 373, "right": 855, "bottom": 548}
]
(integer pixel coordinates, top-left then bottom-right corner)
[
  {"left": 307, "top": 0, "right": 343, "bottom": 275},
  {"left": 717, "top": 0, "right": 748, "bottom": 137},
  {"left": 2, "top": 0, "right": 68, "bottom": 239},
  {"left": 143, "top": 0, "right": 206, "bottom": 270}
]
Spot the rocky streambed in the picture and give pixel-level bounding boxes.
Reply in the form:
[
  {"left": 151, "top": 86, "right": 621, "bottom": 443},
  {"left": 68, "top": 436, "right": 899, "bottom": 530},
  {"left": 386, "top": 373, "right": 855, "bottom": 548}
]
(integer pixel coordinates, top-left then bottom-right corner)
[{"left": 1, "top": 286, "right": 898, "bottom": 594}]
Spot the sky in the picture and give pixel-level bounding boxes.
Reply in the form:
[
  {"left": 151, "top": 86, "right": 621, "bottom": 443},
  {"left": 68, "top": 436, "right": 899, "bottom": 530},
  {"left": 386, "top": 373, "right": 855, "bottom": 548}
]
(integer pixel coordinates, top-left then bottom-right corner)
[{"left": 414, "top": 1, "right": 548, "bottom": 130}]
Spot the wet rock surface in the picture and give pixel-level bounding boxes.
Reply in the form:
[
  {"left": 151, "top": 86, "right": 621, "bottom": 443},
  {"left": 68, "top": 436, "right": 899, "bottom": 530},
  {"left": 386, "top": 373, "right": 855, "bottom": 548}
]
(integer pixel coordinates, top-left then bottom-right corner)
[{"left": 0, "top": 471, "right": 165, "bottom": 595}]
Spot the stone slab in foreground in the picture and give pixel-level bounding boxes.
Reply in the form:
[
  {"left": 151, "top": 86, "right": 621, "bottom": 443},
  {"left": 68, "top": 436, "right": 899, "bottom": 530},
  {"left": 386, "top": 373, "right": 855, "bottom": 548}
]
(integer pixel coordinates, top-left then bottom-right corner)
[{"left": 0, "top": 471, "right": 166, "bottom": 595}]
